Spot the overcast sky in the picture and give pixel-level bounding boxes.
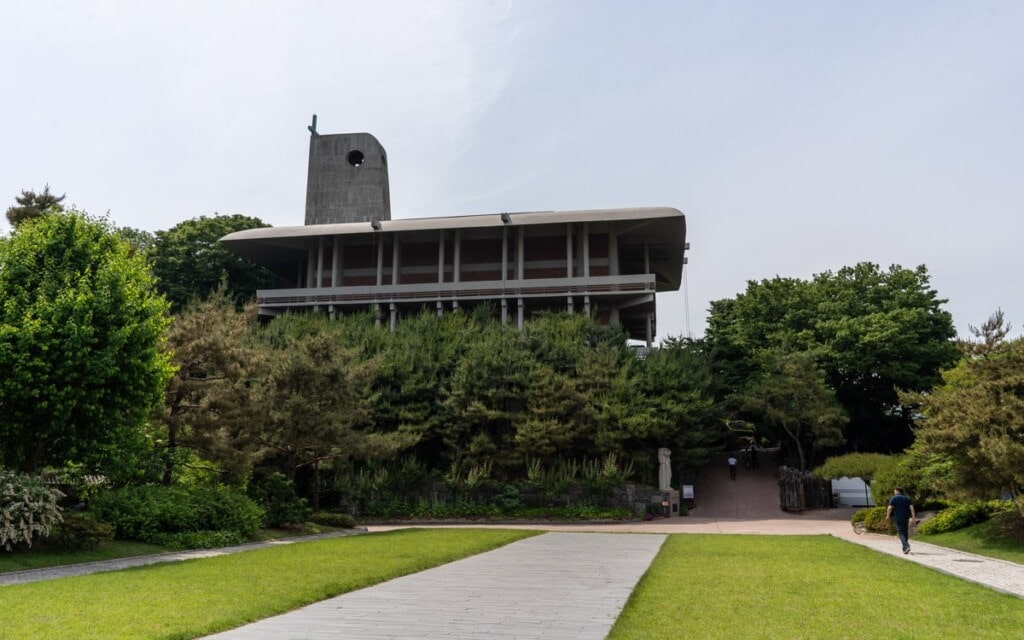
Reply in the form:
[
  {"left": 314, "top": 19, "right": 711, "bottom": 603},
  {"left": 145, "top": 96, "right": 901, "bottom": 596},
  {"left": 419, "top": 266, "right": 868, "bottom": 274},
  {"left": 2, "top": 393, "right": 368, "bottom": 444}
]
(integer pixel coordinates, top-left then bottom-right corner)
[{"left": 2, "top": 1, "right": 1021, "bottom": 339}]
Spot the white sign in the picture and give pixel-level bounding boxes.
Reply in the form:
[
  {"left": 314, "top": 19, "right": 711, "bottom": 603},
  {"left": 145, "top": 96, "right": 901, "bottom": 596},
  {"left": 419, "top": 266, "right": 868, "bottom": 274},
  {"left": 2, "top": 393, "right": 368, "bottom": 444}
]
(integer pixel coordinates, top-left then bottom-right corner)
[{"left": 682, "top": 485, "right": 694, "bottom": 499}]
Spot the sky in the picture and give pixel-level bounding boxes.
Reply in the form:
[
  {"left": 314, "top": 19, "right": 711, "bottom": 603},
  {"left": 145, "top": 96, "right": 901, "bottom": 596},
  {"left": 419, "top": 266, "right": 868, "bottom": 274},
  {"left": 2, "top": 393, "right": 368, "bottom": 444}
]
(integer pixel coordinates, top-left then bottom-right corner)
[{"left": 2, "top": 1, "right": 1021, "bottom": 340}]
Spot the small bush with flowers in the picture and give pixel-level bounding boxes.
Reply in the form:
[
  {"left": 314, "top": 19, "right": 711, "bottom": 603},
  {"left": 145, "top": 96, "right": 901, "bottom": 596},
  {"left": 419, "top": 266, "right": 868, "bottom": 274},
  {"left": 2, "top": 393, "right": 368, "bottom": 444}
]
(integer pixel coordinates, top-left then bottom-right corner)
[{"left": 1, "top": 468, "right": 64, "bottom": 550}]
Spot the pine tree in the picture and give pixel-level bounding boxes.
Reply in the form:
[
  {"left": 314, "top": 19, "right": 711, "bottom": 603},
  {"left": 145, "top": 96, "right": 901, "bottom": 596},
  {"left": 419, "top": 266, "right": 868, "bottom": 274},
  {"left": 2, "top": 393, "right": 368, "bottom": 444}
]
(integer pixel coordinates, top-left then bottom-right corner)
[{"left": 5, "top": 185, "right": 65, "bottom": 227}]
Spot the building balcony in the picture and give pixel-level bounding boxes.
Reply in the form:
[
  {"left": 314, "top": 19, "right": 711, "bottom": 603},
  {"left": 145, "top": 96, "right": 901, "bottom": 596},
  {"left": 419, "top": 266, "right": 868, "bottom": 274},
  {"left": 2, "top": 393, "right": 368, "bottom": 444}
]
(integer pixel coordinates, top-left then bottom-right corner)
[{"left": 256, "top": 273, "right": 657, "bottom": 310}]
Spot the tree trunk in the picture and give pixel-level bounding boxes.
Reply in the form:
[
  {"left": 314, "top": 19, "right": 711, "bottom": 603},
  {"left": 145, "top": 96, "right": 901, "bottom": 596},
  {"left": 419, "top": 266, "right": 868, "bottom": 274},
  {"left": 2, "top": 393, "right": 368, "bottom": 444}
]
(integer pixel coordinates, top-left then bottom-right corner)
[
  {"left": 781, "top": 422, "right": 806, "bottom": 471},
  {"left": 162, "top": 423, "right": 178, "bottom": 485},
  {"left": 312, "top": 458, "right": 321, "bottom": 512}
]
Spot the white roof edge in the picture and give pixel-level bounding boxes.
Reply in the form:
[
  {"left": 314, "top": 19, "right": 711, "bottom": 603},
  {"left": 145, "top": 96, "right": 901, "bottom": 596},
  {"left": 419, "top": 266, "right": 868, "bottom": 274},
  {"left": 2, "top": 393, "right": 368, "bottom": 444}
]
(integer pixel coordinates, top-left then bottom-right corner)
[{"left": 222, "top": 207, "right": 684, "bottom": 242}]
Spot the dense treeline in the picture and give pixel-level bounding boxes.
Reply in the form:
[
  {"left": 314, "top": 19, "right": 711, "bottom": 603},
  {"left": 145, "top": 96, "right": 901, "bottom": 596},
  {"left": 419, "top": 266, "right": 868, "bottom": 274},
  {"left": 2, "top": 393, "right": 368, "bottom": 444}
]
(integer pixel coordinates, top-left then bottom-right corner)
[
  {"left": 157, "top": 295, "right": 725, "bottom": 501},
  {"left": 7, "top": 195, "right": 1004, "bottom": 527},
  {"left": 702, "top": 263, "right": 961, "bottom": 464}
]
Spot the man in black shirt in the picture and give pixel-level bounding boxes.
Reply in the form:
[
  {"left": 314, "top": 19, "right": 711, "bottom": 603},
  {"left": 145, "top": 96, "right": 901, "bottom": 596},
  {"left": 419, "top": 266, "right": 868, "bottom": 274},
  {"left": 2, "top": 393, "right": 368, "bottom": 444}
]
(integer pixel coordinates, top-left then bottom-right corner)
[{"left": 885, "top": 487, "right": 917, "bottom": 554}]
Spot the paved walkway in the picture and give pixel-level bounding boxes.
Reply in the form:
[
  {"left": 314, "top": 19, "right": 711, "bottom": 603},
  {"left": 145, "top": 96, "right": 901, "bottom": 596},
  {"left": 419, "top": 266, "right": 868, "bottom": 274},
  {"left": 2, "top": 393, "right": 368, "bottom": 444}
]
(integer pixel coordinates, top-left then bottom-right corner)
[
  {"left": 840, "top": 530, "right": 1024, "bottom": 598},
  {"left": 203, "top": 532, "right": 666, "bottom": 640}
]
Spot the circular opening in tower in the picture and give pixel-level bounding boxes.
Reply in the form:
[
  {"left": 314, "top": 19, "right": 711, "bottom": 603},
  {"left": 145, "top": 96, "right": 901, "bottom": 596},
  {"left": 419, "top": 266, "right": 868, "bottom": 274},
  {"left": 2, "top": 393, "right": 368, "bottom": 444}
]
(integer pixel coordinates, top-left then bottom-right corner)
[{"left": 347, "top": 150, "right": 365, "bottom": 167}]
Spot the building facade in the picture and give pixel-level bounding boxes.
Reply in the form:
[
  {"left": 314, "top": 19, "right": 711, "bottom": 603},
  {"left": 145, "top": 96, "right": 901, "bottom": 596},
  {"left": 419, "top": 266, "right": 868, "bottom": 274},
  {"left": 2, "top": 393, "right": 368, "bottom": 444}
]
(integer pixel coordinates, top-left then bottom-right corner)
[{"left": 220, "top": 130, "right": 687, "bottom": 345}]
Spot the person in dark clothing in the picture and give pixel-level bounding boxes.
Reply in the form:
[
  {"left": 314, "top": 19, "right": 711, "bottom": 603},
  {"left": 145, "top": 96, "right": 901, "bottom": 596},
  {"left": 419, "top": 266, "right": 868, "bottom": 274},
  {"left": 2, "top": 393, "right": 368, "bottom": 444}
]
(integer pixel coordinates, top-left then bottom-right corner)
[{"left": 885, "top": 486, "right": 917, "bottom": 554}]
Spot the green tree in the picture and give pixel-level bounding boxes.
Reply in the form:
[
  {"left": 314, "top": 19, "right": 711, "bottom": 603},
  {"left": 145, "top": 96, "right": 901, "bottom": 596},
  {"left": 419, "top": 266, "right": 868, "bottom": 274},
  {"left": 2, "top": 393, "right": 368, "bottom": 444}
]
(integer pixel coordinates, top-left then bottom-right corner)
[
  {"left": 370, "top": 310, "right": 475, "bottom": 469},
  {"left": 251, "top": 315, "right": 396, "bottom": 509},
  {"left": 155, "top": 287, "right": 263, "bottom": 485},
  {"left": 812, "top": 263, "right": 960, "bottom": 451},
  {"left": 115, "top": 226, "right": 156, "bottom": 256},
  {"left": 736, "top": 351, "right": 847, "bottom": 470},
  {"left": 5, "top": 185, "right": 65, "bottom": 227},
  {"left": 515, "top": 361, "right": 587, "bottom": 459},
  {"left": 705, "top": 263, "right": 959, "bottom": 452},
  {"left": 905, "top": 312, "right": 1024, "bottom": 515},
  {"left": 957, "top": 308, "right": 1012, "bottom": 358},
  {"left": 149, "top": 214, "right": 277, "bottom": 311},
  {"left": 632, "top": 339, "right": 724, "bottom": 478},
  {"left": 516, "top": 313, "right": 632, "bottom": 463},
  {"left": 0, "top": 210, "right": 172, "bottom": 472},
  {"left": 443, "top": 325, "right": 534, "bottom": 470}
]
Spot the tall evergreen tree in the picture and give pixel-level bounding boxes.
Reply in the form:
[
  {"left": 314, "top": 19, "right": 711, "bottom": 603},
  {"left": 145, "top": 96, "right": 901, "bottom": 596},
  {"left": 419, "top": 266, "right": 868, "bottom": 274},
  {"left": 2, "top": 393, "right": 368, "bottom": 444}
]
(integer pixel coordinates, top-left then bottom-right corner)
[
  {"left": 5, "top": 185, "right": 65, "bottom": 227},
  {"left": 905, "top": 311, "right": 1024, "bottom": 514},
  {"left": 155, "top": 287, "right": 263, "bottom": 485}
]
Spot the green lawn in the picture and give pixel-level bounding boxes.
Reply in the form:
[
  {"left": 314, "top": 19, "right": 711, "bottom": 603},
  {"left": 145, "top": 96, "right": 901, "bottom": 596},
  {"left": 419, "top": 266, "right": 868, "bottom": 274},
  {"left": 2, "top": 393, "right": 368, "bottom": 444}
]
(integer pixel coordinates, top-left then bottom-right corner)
[
  {"left": 0, "top": 540, "right": 166, "bottom": 574},
  {"left": 0, "top": 528, "right": 536, "bottom": 640},
  {"left": 918, "top": 519, "right": 1024, "bottom": 565},
  {"left": 7, "top": 528, "right": 1024, "bottom": 640},
  {"left": 0, "top": 527, "right": 346, "bottom": 575},
  {"left": 609, "top": 534, "right": 1024, "bottom": 640}
]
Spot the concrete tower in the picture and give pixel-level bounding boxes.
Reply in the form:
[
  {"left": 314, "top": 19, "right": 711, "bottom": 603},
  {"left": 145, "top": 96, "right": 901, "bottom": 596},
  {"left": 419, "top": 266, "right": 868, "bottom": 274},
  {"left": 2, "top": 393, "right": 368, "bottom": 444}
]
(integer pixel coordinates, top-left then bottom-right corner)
[{"left": 304, "top": 121, "right": 391, "bottom": 225}]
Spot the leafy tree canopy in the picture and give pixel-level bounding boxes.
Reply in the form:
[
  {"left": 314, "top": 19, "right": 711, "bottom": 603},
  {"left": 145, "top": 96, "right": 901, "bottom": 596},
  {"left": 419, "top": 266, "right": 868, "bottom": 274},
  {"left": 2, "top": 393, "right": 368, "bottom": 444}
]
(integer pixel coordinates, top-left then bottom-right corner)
[
  {"left": 735, "top": 350, "right": 847, "bottom": 470},
  {"left": 149, "top": 214, "right": 277, "bottom": 311},
  {"left": 115, "top": 226, "right": 156, "bottom": 256},
  {"left": 705, "top": 262, "right": 959, "bottom": 453},
  {"left": 0, "top": 210, "right": 173, "bottom": 472}
]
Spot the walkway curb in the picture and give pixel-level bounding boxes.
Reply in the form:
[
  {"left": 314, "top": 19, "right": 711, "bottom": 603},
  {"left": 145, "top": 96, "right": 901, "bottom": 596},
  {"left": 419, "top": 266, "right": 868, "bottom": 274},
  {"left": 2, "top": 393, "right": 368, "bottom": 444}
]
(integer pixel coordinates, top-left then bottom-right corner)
[{"left": 0, "top": 528, "right": 367, "bottom": 586}]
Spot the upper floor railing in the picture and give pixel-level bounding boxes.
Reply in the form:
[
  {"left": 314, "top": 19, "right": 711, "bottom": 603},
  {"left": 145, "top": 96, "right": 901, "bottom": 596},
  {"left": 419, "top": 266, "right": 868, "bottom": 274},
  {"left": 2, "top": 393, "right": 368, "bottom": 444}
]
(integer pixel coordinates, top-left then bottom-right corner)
[{"left": 256, "top": 274, "right": 657, "bottom": 308}]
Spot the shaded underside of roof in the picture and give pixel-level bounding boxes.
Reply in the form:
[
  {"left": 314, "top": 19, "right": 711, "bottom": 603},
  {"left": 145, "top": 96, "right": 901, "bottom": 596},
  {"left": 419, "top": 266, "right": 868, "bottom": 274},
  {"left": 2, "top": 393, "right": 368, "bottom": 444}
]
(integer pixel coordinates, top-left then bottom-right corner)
[{"left": 221, "top": 206, "right": 686, "bottom": 291}]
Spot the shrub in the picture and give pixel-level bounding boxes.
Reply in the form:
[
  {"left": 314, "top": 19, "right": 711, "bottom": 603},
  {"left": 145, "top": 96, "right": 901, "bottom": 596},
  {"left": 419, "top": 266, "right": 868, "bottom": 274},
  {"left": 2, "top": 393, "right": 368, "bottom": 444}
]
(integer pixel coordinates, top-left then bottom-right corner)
[
  {"left": 581, "top": 454, "right": 635, "bottom": 496},
  {"left": 247, "top": 472, "right": 312, "bottom": 528},
  {"left": 310, "top": 511, "right": 357, "bottom": 528},
  {"left": 491, "top": 484, "right": 524, "bottom": 513},
  {"left": 1, "top": 468, "right": 64, "bottom": 550},
  {"left": 56, "top": 512, "right": 114, "bottom": 549},
  {"left": 191, "top": 486, "right": 265, "bottom": 536},
  {"left": 814, "top": 453, "right": 893, "bottom": 481},
  {"left": 916, "top": 498, "right": 953, "bottom": 512},
  {"left": 851, "top": 506, "right": 894, "bottom": 534},
  {"left": 989, "top": 508, "right": 1024, "bottom": 542},
  {"left": 39, "top": 466, "right": 109, "bottom": 506},
  {"left": 917, "top": 500, "right": 1011, "bottom": 535},
  {"left": 92, "top": 484, "right": 263, "bottom": 543},
  {"left": 869, "top": 456, "right": 910, "bottom": 505},
  {"left": 146, "top": 530, "right": 245, "bottom": 550},
  {"left": 562, "top": 502, "right": 629, "bottom": 520},
  {"left": 513, "top": 505, "right": 633, "bottom": 520}
]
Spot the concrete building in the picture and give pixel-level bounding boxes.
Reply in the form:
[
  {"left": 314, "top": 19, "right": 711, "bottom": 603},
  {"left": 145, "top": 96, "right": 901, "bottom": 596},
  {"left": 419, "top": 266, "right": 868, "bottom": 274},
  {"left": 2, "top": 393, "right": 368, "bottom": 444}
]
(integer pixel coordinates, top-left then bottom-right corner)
[{"left": 220, "top": 128, "right": 687, "bottom": 345}]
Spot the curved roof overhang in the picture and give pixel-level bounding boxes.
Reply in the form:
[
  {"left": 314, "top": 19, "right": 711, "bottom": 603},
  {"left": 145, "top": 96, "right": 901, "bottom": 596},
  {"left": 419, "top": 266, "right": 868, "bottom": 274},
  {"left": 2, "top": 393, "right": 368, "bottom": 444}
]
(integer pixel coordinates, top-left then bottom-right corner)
[{"left": 221, "top": 206, "right": 686, "bottom": 291}]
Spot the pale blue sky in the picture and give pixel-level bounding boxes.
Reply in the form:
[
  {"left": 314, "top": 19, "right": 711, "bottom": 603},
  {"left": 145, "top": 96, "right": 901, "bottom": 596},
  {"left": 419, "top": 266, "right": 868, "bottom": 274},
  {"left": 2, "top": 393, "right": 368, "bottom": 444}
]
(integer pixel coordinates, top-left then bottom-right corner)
[{"left": 2, "top": 1, "right": 1021, "bottom": 339}]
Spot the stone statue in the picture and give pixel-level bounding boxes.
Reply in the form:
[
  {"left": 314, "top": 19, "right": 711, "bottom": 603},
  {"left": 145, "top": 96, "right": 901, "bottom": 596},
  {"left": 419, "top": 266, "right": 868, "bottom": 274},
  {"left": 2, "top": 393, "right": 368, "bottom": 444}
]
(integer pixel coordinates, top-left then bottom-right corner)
[{"left": 658, "top": 447, "right": 672, "bottom": 491}]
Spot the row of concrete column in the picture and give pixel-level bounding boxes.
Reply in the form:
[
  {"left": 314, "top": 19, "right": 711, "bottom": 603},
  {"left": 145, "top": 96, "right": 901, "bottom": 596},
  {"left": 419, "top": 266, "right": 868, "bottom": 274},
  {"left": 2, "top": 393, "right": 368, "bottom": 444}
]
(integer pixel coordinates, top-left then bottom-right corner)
[
  {"left": 304, "top": 223, "right": 653, "bottom": 345},
  {"left": 306, "top": 223, "right": 628, "bottom": 289}
]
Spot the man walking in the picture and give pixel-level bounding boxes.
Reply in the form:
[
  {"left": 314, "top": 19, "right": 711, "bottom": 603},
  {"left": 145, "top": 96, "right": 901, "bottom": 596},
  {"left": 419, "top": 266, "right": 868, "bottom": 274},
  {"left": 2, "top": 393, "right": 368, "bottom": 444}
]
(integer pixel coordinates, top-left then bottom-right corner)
[
  {"left": 727, "top": 454, "right": 737, "bottom": 480},
  {"left": 885, "top": 487, "right": 916, "bottom": 554}
]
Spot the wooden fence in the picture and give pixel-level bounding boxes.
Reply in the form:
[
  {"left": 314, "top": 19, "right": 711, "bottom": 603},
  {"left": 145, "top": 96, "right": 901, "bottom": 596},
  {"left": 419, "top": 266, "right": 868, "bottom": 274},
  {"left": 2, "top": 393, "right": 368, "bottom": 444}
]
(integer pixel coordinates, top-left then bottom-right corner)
[{"left": 778, "top": 466, "right": 833, "bottom": 511}]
